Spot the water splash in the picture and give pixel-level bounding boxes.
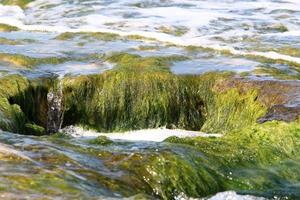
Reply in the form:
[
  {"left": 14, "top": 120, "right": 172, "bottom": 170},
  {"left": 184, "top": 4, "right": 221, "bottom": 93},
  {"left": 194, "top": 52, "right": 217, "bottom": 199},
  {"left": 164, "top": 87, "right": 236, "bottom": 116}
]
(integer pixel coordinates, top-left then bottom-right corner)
[{"left": 46, "top": 78, "right": 64, "bottom": 134}]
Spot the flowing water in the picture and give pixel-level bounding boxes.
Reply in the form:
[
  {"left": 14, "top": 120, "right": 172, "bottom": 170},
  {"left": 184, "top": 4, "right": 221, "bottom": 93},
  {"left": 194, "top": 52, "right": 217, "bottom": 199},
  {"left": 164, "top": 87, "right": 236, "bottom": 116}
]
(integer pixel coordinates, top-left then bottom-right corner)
[
  {"left": 1, "top": 0, "right": 300, "bottom": 199},
  {"left": 1, "top": 0, "right": 300, "bottom": 78}
]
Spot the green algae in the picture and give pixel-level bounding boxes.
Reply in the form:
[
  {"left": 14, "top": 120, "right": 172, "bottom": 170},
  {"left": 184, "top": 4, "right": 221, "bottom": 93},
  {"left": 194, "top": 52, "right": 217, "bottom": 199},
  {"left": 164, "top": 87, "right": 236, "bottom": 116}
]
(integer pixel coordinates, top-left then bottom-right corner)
[
  {"left": 0, "top": 75, "right": 52, "bottom": 133},
  {"left": 271, "top": 46, "right": 300, "bottom": 57},
  {"left": 158, "top": 26, "right": 189, "bottom": 36},
  {"left": 0, "top": 53, "right": 69, "bottom": 68},
  {"left": 106, "top": 52, "right": 188, "bottom": 73},
  {"left": 0, "top": 23, "right": 19, "bottom": 32},
  {"left": 24, "top": 123, "right": 45, "bottom": 136},
  {"left": 166, "top": 120, "right": 300, "bottom": 166},
  {"left": 201, "top": 89, "right": 267, "bottom": 133},
  {"left": 88, "top": 136, "right": 113, "bottom": 146},
  {"left": 253, "top": 66, "right": 300, "bottom": 80},
  {"left": 0, "top": 0, "right": 33, "bottom": 8},
  {"left": 134, "top": 45, "right": 161, "bottom": 51},
  {"left": 0, "top": 37, "right": 36, "bottom": 45},
  {"left": 261, "top": 23, "right": 288, "bottom": 33},
  {"left": 61, "top": 52, "right": 285, "bottom": 134},
  {"left": 0, "top": 37, "right": 21, "bottom": 45},
  {"left": 60, "top": 55, "right": 228, "bottom": 132},
  {"left": 1, "top": 170, "right": 83, "bottom": 198},
  {"left": 0, "top": 53, "right": 295, "bottom": 137},
  {"left": 55, "top": 32, "right": 121, "bottom": 41},
  {"left": 0, "top": 75, "right": 29, "bottom": 132},
  {"left": 164, "top": 120, "right": 300, "bottom": 198},
  {"left": 63, "top": 72, "right": 206, "bottom": 132},
  {"left": 55, "top": 31, "right": 160, "bottom": 43},
  {"left": 1, "top": 119, "right": 299, "bottom": 199}
]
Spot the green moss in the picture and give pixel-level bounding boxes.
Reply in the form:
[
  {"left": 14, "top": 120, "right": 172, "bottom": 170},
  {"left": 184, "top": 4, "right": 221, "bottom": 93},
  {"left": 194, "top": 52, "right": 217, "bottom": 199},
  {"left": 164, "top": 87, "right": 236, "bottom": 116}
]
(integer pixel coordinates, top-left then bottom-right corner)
[
  {"left": 24, "top": 123, "right": 45, "bottom": 136},
  {"left": 0, "top": 53, "right": 69, "bottom": 68},
  {"left": 88, "top": 136, "right": 113, "bottom": 146},
  {"left": 0, "top": 0, "right": 34, "bottom": 8},
  {"left": 0, "top": 23, "right": 19, "bottom": 32}
]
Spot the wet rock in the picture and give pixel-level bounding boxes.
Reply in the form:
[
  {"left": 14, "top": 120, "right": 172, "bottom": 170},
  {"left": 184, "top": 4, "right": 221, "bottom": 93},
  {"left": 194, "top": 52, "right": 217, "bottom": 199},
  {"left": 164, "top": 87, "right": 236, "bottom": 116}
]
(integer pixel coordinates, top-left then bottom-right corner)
[
  {"left": 24, "top": 123, "right": 45, "bottom": 136},
  {"left": 258, "top": 105, "right": 300, "bottom": 123},
  {"left": 88, "top": 136, "right": 113, "bottom": 146}
]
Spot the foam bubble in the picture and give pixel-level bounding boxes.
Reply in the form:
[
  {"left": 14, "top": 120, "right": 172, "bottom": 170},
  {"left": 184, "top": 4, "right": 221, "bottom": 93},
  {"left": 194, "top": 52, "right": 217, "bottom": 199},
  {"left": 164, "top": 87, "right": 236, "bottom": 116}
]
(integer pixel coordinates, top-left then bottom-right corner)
[{"left": 62, "top": 126, "right": 222, "bottom": 142}]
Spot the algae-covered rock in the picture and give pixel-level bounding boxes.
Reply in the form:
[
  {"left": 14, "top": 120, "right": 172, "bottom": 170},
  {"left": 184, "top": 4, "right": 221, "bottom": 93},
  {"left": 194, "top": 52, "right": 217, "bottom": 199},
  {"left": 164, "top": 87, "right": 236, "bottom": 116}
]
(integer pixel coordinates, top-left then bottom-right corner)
[
  {"left": 0, "top": 75, "right": 29, "bottom": 132},
  {"left": 0, "top": 23, "right": 19, "bottom": 32},
  {"left": 0, "top": 37, "right": 21, "bottom": 45},
  {"left": 163, "top": 120, "right": 300, "bottom": 198},
  {"left": 0, "top": 53, "right": 69, "bottom": 68},
  {"left": 0, "top": 75, "right": 52, "bottom": 134},
  {"left": 88, "top": 135, "right": 113, "bottom": 146},
  {"left": 61, "top": 55, "right": 299, "bottom": 134},
  {"left": 0, "top": 52, "right": 298, "bottom": 137},
  {"left": 55, "top": 32, "right": 120, "bottom": 41},
  {"left": 0, "top": 0, "right": 34, "bottom": 8},
  {"left": 24, "top": 123, "right": 45, "bottom": 136}
]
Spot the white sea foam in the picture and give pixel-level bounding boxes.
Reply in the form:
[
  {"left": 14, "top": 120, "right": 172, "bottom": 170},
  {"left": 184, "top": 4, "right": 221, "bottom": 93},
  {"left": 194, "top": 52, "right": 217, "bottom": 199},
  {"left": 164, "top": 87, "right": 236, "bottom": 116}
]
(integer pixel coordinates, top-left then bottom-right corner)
[
  {"left": 62, "top": 126, "right": 222, "bottom": 142},
  {"left": 173, "top": 191, "right": 266, "bottom": 200},
  {"left": 205, "top": 191, "right": 266, "bottom": 200},
  {"left": 37, "top": 61, "right": 113, "bottom": 77}
]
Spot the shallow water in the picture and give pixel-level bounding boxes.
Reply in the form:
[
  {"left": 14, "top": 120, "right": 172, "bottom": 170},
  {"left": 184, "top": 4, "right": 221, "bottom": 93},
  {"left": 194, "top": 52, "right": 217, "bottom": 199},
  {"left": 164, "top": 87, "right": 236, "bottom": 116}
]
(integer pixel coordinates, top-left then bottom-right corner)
[{"left": 0, "top": 0, "right": 300, "bottom": 78}]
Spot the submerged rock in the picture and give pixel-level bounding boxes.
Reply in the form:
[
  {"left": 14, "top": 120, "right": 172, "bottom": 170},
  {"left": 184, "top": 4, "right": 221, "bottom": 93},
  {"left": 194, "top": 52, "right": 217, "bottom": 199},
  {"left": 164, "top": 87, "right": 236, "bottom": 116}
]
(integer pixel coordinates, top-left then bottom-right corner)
[
  {"left": 88, "top": 135, "right": 113, "bottom": 145},
  {"left": 0, "top": 23, "right": 19, "bottom": 32}
]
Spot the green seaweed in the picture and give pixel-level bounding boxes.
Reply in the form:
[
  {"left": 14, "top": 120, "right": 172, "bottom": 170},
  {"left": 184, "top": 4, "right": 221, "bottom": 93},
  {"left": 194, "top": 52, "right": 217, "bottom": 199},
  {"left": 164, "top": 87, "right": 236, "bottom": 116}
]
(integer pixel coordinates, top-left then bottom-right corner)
[
  {"left": 0, "top": 53, "right": 69, "bottom": 68},
  {"left": 0, "top": 37, "right": 21, "bottom": 45},
  {"left": 202, "top": 89, "right": 267, "bottom": 133},
  {"left": 24, "top": 123, "right": 45, "bottom": 136},
  {"left": 55, "top": 32, "right": 120, "bottom": 41},
  {"left": 88, "top": 136, "right": 113, "bottom": 146},
  {"left": 0, "top": 23, "right": 19, "bottom": 32},
  {"left": 158, "top": 25, "right": 189, "bottom": 36},
  {"left": 253, "top": 66, "right": 300, "bottom": 80},
  {"left": 106, "top": 52, "right": 188, "bottom": 73},
  {"left": 0, "top": 0, "right": 34, "bottom": 8}
]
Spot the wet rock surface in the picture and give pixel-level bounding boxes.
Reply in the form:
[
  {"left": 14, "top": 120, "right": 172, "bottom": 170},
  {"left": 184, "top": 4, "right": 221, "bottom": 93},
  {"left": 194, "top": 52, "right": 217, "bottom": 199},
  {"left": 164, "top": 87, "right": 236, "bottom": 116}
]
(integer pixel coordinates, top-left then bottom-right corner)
[{"left": 258, "top": 105, "right": 300, "bottom": 123}]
